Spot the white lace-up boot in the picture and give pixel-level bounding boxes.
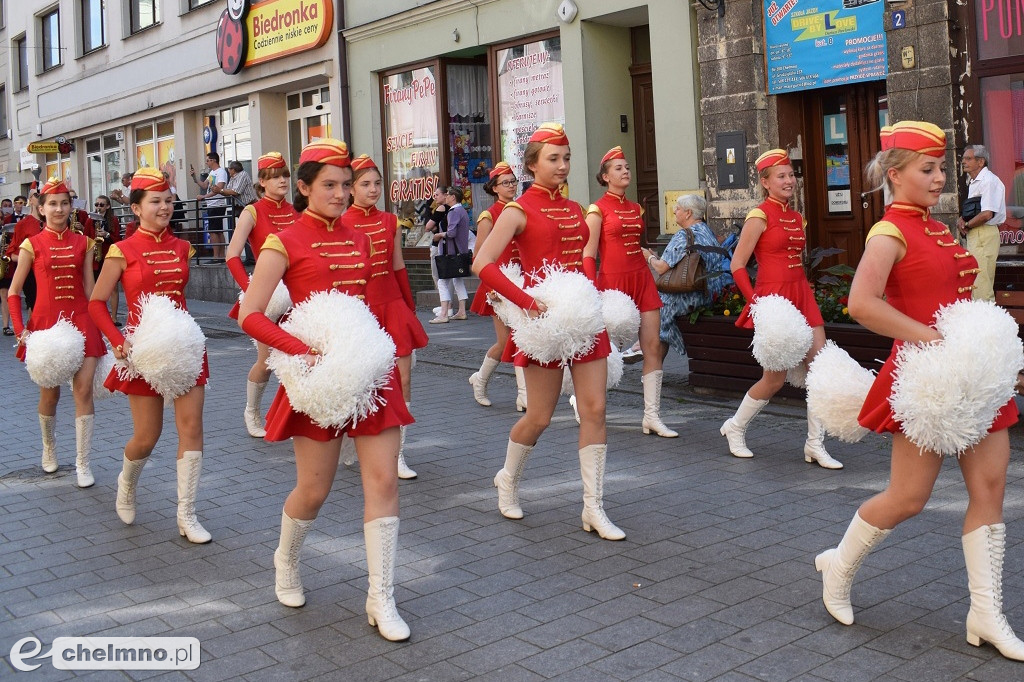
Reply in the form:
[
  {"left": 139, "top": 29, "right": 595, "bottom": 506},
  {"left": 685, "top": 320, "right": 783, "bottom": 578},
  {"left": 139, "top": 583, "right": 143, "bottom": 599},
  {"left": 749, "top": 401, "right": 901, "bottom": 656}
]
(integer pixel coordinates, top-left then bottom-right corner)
[
  {"left": 115, "top": 453, "right": 148, "bottom": 524},
  {"left": 963, "top": 523, "right": 1024, "bottom": 660},
  {"left": 274, "top": 511, "right": 314, "bottom": 607},
  {"left": 494, "top": 439, "right": 533, "bottom": 519},
  {"left": 176, "top": 451, "right": 211, "bottom": 543},
  {"left": 364, "top": 516, "right": 410, "bottom": 641},
  {"left": 397, "top": 402, "right": 417, "bottom": 479},
  {"left": 244, "top": 380, "right": 268, "bottom": 437},
  {"left": 514, "top": 366, "right": 528, "bottom": 412},
  {"left": 469, "top": 356, "right": 499, "bottom": 407},
  {"left": 815, "top": 512, "right": 891, "bottom": 624},
  {"left": 74, "top": 414, "right": 95, "bottom": 488},
  {"left": 641, "top": 370, "right": 679, "bottom": 438},
  {"left": 804, "top": 409, "right": 843, "bottom": 469},
  {"left": 579, "top": 444, "right": 625, "bottom": 541},
  {"left": 39, "top": 413, "right": 57, "bottom": 473},
  {"left": 720, "top": 393, "right": 768, "bottom": 458}
]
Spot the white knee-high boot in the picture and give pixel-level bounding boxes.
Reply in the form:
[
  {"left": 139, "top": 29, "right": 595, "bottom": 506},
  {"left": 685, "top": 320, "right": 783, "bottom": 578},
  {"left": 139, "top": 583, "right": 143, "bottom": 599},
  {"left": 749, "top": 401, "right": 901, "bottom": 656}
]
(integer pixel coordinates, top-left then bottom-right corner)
[
  {"left": 804, "top": 409, "right": 843, "bottom": 469},
  {"left": 494, "top": 439, "right": 533, "bottom": 519},
  {"left": 74, "top": 414, "right": 95, "bottom": 488},
  {"left": 815, "top": 512, "right": 891, "bottom": 625},
  {"left": 641, "top": 370, "right": 678, "bottom": 438},
  {"left": 244, "top": 380, "right": 268, "bottom": 438},
  {"left": 116, "top": 453, "right": 148, "bottom": 524},
  {"left": 720, "top": 393, "right": 768, "bottom": 458},
  {"left": 469, "top": 356, "right": 500, "bottom": 407},
  {"left": 397, "top": 401, "right": 417, "bottom": 480},
  {"left": 579, "top": 444, "right": 625, "bottom": 541},
  {"left": 176, "top": 451, "right": 212, "bottom": 543},
  {"left": 39, "top": 413, "right": 57, "bottom": 473},
  {"left": 274, "top": 511, "right": 314, "bottom": 607},
  {"left": 514, "top": 366, "right": 527, "bottom": 412},
  {"left": 963, "top": 523, "right": 1024, "bottom": 660},
  {"left": 364, "top": 516, "right": 410, "bottom": 641}
]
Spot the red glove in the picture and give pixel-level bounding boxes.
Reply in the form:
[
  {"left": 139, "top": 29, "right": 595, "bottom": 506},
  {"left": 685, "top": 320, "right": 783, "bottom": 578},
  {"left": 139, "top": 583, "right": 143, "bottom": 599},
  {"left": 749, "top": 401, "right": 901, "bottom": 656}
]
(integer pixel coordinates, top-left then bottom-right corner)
[
  {"left": 227, "top": 256, "right": 249, "bottom": 291},
  {"left": 395, "top": 267, "right": 416, "bottom": 311},
  {"left": 7, "top": 294, "right": 25, "bottom": 338},
  {"left": 478, "top": 262, "right": 537, "bottom": 311},
  {"left": 241, "top": 312, "right": 311, "bottom": 356},
  {"left": 88, "top": 299, "right": 126, "bottom": 349},
  {"left": 582, "top": 256, "right": 598, "bottom": 284},
  {"left": 733, "top": 268, "right": 755, "bottom": 302}
]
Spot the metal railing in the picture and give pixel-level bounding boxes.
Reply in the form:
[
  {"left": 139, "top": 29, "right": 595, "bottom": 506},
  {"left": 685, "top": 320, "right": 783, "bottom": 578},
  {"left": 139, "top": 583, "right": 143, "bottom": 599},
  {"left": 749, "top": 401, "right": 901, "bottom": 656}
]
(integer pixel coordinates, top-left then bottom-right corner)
[{"left": 110, "top": 200, "right": 239, "bottom": 264}]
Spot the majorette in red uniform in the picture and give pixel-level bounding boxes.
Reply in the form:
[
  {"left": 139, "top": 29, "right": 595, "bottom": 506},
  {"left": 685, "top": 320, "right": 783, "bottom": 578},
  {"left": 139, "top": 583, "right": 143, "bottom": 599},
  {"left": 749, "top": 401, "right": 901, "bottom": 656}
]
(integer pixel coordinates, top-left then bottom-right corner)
[
  {"left": 341, "top": 154, "right": 426, "bottom": 479},
  {"left": 587, "top": 146, "right": 676, "bottom": 439},
  {"left": 88, "top": 167, "right": 212, "bottom": 544},
  {"left": 815, "top": 121, "right": 1024, "bottom": 662},
  {"left": 238, "top": 138, "right": 413, "bottom": 642},
  {"left": 7, "top": 178, "right": 105, "bottom": 488},
  {"left": 225, "top": 152, "right": 300, "bottom": 438},
  {"left": 466, "top": 161, "right": 526, "bottom": 409},
  {"left": 720, "top": 148, "right": 842, "bottom": 469},
  {"left": 474, "top": 122, "right": 624, "bottom": 542}
]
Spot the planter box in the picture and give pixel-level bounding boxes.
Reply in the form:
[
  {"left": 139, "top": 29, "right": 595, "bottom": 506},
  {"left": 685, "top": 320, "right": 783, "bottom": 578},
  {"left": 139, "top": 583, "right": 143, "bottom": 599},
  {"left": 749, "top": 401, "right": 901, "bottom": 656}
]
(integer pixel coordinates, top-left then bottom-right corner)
[{"left": 677, "top": 315, "right": 892, "bottom": 399}]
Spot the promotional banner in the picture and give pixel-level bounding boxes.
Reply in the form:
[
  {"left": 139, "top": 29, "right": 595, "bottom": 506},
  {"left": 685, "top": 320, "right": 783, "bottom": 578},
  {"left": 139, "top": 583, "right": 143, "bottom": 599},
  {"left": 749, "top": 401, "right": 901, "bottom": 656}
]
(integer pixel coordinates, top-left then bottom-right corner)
[{"left": 763, "top": 0, "right": 887, "bottom": 94}]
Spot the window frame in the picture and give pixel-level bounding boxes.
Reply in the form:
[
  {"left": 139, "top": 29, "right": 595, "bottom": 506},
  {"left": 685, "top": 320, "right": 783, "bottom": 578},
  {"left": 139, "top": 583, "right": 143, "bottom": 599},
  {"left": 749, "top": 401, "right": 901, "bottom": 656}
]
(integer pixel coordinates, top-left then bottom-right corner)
[
  {"left": 186, "top": 0, "right": 217, "bottom": 10},
  {"left": 0, "top": 85, "right": 8, "bottom": 138},
  {"left": 40, "top": 7, "right": 62, "bottom": 72},
  {"left": 80, "top": 0, "right": 106, "bottom": 55},
  {"left": 129, "top": 0, "right": 161, "bottom": 35},
  {"left": 13, "top": 34, "right": 28, "bottom": 92}
]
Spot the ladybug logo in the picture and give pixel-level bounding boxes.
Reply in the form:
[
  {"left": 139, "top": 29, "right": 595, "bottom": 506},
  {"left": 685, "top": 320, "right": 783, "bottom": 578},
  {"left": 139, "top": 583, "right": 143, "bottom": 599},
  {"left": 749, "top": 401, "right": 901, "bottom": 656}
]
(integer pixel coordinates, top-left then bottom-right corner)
[{"left": 216, "top": 0, "right": 250, "bottom": 75}]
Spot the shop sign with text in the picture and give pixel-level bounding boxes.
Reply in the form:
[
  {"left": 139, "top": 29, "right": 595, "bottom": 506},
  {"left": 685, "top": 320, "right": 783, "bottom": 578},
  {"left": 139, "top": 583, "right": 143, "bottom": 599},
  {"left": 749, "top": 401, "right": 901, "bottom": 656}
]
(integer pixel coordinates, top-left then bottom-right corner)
[
  {"left": 215, "top": 0, "right": 333, "bottom": 74},
  {"left": 974, "top": 0, "right": 1024, "bottom": 61}
]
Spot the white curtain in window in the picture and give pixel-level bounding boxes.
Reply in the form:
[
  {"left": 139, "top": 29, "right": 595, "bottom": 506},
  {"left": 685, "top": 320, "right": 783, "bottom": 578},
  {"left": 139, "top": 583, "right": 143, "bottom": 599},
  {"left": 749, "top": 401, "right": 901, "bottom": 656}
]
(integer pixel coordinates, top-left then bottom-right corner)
[{"left": 446, "top": 64, "right": 487, "bottom": 117}]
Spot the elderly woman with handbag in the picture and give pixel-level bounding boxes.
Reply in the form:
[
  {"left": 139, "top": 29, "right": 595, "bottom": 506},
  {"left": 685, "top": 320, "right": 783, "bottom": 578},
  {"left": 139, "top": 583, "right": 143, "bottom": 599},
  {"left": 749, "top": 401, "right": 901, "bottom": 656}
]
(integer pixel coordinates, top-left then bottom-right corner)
[
  {"left": 431, "top": 186, "right": 471, "bottom": 323},
  {"left": 643, "top": 193, "right": 732, "bottom": 362}
]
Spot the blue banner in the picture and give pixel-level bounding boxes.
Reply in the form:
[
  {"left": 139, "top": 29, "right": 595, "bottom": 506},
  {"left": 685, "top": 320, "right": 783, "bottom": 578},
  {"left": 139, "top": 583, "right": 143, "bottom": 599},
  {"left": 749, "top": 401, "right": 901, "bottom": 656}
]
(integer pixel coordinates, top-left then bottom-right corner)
[{"left": 764, "top": 0, "right": 887, "bottom": 94}]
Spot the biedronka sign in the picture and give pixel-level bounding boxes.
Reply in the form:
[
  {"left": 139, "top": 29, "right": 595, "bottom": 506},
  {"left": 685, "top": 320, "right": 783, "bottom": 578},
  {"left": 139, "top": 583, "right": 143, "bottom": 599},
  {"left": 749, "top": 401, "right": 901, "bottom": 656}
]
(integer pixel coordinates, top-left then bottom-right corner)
[{"left": 215, "top": 0, "right": 333, "bottom": 75}]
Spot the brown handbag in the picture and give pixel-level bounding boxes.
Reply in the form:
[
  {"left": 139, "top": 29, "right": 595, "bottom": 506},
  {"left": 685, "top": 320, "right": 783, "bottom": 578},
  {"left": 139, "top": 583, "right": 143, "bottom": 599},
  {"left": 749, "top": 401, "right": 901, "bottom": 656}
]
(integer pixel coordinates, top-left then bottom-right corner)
[{"left": 655, "top": 227, "right": 706, "bottom": 294}]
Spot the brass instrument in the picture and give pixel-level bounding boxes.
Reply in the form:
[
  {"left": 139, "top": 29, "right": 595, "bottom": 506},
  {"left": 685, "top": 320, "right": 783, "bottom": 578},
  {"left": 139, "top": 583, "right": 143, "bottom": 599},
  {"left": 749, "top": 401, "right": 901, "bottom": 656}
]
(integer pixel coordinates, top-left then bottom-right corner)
[{"left": 0, "top": 228, "right": 10, "bottom": 279}]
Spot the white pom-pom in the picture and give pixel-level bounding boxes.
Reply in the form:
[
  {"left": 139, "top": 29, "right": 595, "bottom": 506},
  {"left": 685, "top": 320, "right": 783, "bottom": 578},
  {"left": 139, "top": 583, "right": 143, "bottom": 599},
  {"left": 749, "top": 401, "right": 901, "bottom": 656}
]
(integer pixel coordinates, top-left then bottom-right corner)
[
  {"left": 601, "top": 289, "right": 641, "bottom": 350},
  {"left": 806, "top": 341, "right": 874, "bottom": 442},
  {"left": 786, "top": 362, "right": 807, "bottom": 388},
  {"left": 25, "top": 320, "right": 85, "bottom": 388},
  {"left": 267, "top": 290, "right": 396, "bottom": 430},
  {"left": 750, "top": 295, "right": 813, "bottom": 371},
  {"left": 491, "top": 262, "right": 528, "bottom": 328},
  {"left": 120, "top": 294, "right": 207, "bottom": 399},
  {"left": 265, "top": 281, "right": 293, "bottom": 322},
  {"left": 71, "top": 349, "right": 117, "bottom": 400},
  {"left": 508, "top": 266, "right": 605, "bottom": 366},
  {"left": 891, "top": 300, "right": 1024, "bottom": 456},
  {"left": 559, "top": 345, "right": 624, "bottom": 396}
]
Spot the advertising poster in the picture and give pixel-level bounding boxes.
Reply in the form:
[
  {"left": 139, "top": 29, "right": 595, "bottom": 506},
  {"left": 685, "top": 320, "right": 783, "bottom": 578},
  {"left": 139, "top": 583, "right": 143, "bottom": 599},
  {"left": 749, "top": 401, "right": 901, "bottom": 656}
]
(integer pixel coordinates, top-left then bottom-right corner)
[
  {"left": 382, "top": 66, "right": 441, "bottom": 239},
  {"left": 496, "top": 38, "right": 565, "bottom": 190},
  {"left": 763, "top": 0, "right": 887, "bottom": 94}
]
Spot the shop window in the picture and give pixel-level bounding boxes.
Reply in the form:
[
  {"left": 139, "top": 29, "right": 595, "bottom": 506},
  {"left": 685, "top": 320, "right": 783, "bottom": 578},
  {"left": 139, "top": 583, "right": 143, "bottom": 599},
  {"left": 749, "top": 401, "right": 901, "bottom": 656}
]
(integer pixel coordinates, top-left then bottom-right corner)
[
  {"left": 45, "top": 152, "right": 72, "bottom": 184},
  {"left": 135, "top": 118, "right": 174, "bottom": 169},
  {"left": 81, "top": 0, "right": 105, "bottom": 54},
  {"left": 494, "top": 36, "right": 565, "bottom": 191},
  {"left": 285, "top": 86, "right": 333, "bottom": 175},
  {"left": 447, "top": 63, "right": 491, "bottom": 217},
  {"left": 13, "top": 35, "right": 27, "bottom": 91},
  {"left": 40, "top": 8, "right": 61, "bottom": 72},
  {"left": 131, "top": 0, "right": 160, "bottom": 34},
  {"left": 86, "top": 132, "right": 123, "bottom": 200},
  {"left": 188, "top": 0, "right": 216, "bottom": 9},
  {"left": 381, "top": 65, "right": 441, "bottom": 244},
  {"left": 979, "top": 74, "right": 1024, "bottom": 250}
]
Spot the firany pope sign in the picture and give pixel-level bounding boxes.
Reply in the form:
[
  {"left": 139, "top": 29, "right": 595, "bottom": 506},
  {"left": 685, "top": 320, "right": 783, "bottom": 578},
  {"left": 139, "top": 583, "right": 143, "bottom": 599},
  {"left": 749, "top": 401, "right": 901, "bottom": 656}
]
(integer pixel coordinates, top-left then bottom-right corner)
[{"left": 216, "top": 0, "right": 333, "bottom": 75}]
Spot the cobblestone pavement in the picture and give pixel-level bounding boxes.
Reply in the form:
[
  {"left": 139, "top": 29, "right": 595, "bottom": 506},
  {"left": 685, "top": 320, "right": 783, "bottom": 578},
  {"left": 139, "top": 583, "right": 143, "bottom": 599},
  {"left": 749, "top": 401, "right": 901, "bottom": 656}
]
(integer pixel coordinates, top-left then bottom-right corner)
[{"left": 2, "top": 300, "right": 1024, "bottom": 681}]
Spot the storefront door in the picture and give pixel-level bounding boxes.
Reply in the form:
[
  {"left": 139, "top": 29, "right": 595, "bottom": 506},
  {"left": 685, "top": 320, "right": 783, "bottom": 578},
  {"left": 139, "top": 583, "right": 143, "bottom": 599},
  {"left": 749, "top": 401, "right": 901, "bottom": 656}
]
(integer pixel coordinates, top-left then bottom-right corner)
[
  {"left": 631, "top": 64, "right": 660, "bottom": 242},
  {"left": 802, "top": 83, "right": 889, "bottom": 266}
]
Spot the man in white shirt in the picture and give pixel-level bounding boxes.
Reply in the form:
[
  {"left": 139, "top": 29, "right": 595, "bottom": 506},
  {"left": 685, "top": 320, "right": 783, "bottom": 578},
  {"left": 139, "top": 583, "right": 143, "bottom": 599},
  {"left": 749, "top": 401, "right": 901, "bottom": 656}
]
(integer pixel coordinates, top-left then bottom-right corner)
[
  {"left": 957, "top": 145, "right": 1006, "bottom": 301},
  {"left": 193, "top": 152, "right": 229, "bottom": 260}
]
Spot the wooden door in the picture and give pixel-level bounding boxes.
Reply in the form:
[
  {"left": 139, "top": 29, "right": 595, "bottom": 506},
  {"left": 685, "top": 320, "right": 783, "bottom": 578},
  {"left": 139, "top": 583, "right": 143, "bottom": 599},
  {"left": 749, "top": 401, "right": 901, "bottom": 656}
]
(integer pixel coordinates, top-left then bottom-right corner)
[
  {"left": 802, "top": 83, "right": 888, "bottom": 266},
  {"left": 631, "top": 66, "right": 660, "bottom": 242}
]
